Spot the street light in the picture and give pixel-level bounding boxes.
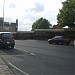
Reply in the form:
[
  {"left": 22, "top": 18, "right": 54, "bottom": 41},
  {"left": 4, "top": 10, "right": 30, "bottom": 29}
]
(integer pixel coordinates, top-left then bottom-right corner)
[{"left": 3, "top": 0, "right": 5, "bottom": 31}]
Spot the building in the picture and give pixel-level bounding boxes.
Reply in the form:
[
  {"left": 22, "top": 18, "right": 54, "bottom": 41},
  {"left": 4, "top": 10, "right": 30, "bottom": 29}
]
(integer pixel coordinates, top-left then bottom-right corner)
[
  {"left": 0, "top": 17, "right": 18, "bottom": 32},
  {"left": 53, "top": 25, "right": 61, "bottom": 29}
]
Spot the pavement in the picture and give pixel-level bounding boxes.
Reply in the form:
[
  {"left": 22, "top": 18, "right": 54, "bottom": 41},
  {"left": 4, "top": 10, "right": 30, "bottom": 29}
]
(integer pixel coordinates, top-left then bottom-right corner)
[{"left": 0, "top": 57, "right": 14, "bottom": 75}]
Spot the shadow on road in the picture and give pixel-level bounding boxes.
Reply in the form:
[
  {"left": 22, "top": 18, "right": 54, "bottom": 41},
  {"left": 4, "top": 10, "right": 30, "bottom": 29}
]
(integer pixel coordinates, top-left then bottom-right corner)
[{"left": 0, "top": 47, "right": 24, "bottom": 55}]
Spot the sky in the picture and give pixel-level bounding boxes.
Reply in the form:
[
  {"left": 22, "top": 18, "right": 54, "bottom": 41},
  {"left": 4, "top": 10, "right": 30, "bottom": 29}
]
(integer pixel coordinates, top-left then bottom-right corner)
[{"left": 0, "top": 0, "right": 66, "bottom": 31}]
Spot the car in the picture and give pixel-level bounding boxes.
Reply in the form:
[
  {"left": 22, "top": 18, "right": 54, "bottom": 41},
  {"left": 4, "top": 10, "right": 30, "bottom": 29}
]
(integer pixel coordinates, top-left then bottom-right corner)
[
  {"left": 0, "top": 32, "right": 15, "bottom": 49},
  {"left": 48, "top": 36, "right": 71, "bottom": 45}
]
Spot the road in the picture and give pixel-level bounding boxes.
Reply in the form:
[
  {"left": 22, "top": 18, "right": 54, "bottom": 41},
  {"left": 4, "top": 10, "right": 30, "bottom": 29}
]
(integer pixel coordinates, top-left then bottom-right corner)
[{"left": 0, "top": 40, "right": 75, "bottom": 75}]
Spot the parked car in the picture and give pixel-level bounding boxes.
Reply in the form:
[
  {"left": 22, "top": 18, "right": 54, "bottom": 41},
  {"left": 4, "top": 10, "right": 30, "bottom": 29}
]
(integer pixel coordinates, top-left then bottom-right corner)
[
  {"left": 48, "top": 36, "right": 71, "bottom": 45},
  {"left": 0, "top": 32, "right": 15, "bottom": 48}
]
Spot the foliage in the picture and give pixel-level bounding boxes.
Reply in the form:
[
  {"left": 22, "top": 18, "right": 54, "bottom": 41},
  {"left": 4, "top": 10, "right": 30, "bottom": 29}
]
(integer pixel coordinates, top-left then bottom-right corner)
[
  {"left": 32, "top": 17, "right": 52, "bottom": 31},
  {"left": 57, "top": 0, "right": 75, "bottom": 28}
]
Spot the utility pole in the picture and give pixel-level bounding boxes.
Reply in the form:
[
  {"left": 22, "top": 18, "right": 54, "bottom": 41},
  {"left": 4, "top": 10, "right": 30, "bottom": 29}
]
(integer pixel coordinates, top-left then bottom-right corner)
[{"left": 3, "top": 0, "right": 5, "bottom": 31}]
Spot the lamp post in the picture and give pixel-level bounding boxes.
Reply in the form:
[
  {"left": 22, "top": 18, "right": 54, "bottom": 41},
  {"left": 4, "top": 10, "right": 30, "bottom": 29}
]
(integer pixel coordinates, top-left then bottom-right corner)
[{"left": 3, "top": 0, "right": 5, "bottom": 31}]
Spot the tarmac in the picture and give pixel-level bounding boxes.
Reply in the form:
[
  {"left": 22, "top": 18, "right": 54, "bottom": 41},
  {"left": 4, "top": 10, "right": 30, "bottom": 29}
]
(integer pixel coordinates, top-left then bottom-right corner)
[{"left": 0, "top": 40, "right": 75, "bottom": 75}]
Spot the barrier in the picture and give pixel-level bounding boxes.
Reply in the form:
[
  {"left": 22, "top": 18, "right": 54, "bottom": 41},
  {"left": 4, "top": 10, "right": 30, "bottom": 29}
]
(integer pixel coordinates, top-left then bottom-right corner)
[{"left": 13, "top": 29, "right": 75, "bottom": 40}]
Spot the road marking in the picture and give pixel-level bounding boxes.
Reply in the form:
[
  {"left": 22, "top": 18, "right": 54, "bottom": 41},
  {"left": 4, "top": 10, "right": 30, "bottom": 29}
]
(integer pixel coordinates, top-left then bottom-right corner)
[
  {"left": 8, "top": 62, "right": 29, "bottom": 75},
  {"left": 25, "top": 51, "right": 28, "bottom": 52},
  {"left": 15, "top": 47, "right": 35, "bottom": 56},
  {"left": 15, "top": 47, "right": 28, "bottom": 52},
  {"left": 30, "top": 53, "right": 35, "bottom": 56}
]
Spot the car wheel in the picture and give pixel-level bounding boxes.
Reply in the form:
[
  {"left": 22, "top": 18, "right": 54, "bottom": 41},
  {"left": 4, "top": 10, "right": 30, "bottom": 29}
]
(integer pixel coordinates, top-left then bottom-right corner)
[
  {"left": 11, "top": 45, "right": 14, "bottom": 49},
  {"left": 66, "top": 42, "right": 70, "bottom": 45},
  {"left": 49, "top": 42, "right": 52, "bottom": 44},
  {"left": 59, "top": 42, "right": 62, "bottom": 45},
  {"left": 61, "top": 42, "right": 66, "bottom": 45}
]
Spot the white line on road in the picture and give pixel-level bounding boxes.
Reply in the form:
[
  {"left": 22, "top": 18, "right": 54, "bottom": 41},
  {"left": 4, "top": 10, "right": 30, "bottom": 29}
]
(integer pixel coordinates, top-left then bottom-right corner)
[
  {"left": 8, "top": 62, "right": 29, "bottom": 75},
  {"left": 25, "top": 51, "right": 28, "bottom": 52},
  {"left": 15, "top": 47, "right": 29, "bottom": 53},
  {"left": 15, "top": 47, "right": 35, "bottom": 56},
  {"left": 30, "top": 53, "right": 35, "bottom": 56}
]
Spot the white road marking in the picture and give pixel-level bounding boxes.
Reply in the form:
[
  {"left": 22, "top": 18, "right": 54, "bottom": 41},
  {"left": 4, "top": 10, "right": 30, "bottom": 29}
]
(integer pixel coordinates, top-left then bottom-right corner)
[
  {"left": 25, "top": 51, "right": 28, "bottom": 52},
  {"left": 15, "top": 47, "right": 35, "bottom": 56},
  {"left": 8, "top": 62, "right": 29, "bottom": 75},
  {"left": 30, "top": 53, "right": 35, "bottom": 56},
  {"left": 15, "top": 47, "right": 28, "bottom": 52}
]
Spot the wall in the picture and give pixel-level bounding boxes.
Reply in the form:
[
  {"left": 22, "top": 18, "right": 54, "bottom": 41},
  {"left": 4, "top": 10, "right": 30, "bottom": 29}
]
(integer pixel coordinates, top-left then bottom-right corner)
[{"left": 13, "top": 29, "right": 75, "bottom": 40}]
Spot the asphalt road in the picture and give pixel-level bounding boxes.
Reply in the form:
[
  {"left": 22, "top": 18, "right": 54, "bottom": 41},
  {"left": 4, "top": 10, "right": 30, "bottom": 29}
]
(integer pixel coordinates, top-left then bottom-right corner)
[{"left": 0, "top": 40, "right": 75, "bottom": 75}]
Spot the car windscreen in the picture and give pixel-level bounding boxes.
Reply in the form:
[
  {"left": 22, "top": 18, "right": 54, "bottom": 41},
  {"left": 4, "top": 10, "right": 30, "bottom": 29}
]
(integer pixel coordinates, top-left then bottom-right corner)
[
  {"left": 53, "top": 36, "right": 64, "bottom": 40},
  {"left": 1, "top": 33, "right": 13, "bottom": 39}
]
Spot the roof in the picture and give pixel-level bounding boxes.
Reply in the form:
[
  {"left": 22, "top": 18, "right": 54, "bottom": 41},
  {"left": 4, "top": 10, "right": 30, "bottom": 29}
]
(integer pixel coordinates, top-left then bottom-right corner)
[{"left": 0, "top": 32, "right": 12, "bottom": 34}]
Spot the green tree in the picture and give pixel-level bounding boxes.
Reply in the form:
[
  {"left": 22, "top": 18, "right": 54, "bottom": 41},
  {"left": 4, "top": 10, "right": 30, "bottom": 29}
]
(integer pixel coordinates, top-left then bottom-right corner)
[
  {"left": 57, "top": 0, "right": 75, "bottom": 28},
  {"left": 32, "top": 17, "right": 52, "bottom": 31}
]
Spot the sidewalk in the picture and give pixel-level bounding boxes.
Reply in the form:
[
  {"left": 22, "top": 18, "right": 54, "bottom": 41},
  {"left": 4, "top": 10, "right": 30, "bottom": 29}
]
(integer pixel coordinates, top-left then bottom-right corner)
[{"left": 0, "top": 57, "right": 14, "bottom": 75}]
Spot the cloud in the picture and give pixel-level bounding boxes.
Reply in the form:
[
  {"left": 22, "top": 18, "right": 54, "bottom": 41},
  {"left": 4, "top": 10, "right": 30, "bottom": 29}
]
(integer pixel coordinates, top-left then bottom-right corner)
[
  {"left": 30, "top": 2, "right": 44, "bottom": 12},
  {"left": 25, "top": 2, "right": 44, "bottom": 12},
  {"left": 0, "top": 0, "right": 66, "bottom": 31},
  {"left": 9, "top": 3, "right": 16, "bottom": 8},
  {"left": 18, "top": 26, "right": 32, "bottom": 31},
  {"left": 20, "top": 8, "right": 58, "bottom": 29},
  {"left": 4, "top": 17, "right": 13, "bottom": 22}
]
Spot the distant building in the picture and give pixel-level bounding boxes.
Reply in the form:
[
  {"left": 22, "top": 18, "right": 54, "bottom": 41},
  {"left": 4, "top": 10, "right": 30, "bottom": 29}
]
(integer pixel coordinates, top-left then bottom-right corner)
[
  {"left": 0, "top": 17, "right": 18, "bottom": 32},
  {"left": 53, "top": 25, "right": 61, "bottom": 29}
]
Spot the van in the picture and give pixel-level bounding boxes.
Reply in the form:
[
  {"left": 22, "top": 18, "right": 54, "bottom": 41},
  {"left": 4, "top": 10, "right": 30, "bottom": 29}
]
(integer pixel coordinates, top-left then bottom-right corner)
[{"left": 0, "top": 32, "right": 15, "bottom": 49}]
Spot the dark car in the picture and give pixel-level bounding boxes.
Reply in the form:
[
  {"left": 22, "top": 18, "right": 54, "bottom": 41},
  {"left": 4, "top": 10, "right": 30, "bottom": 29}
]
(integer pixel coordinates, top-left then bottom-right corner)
[
  {"left": 0, "top": 32, "right": 15, "bottom": 48},
  {"left": 48, "top": 36, "right": 71, "bottom": 45}
]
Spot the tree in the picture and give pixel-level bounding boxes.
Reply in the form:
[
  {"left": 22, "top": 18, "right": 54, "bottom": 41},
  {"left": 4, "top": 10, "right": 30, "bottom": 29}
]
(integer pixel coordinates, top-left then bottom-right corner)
[
  {"left": 57, "top": 0, "right": 75, "bottom": 28},
  {"left": 32, "top": 17, "right": 52, "bottom": 31}
]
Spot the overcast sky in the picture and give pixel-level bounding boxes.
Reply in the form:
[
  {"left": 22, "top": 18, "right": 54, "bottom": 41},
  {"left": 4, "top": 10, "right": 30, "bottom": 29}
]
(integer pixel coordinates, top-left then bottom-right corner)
[{"left": 0, "top": 0, "right": 66, "bottom": 31}]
